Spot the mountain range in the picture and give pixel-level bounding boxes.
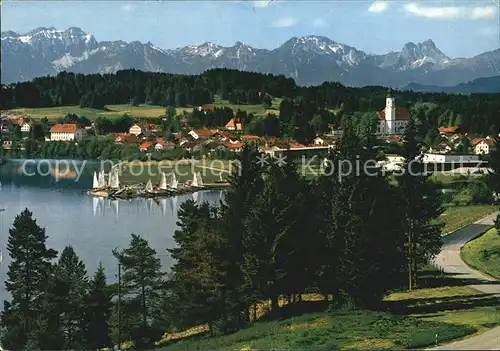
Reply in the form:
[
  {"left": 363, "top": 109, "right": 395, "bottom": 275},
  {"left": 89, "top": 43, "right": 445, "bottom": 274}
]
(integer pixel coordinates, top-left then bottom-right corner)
[{"left": 1, "top": 26, "right": 499, "bottom": 89}]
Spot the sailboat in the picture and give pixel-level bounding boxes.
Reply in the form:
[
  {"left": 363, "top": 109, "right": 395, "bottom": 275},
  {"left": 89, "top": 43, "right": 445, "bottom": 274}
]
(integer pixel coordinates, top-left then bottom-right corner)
[
  {"left": 170, "top": 173, "right": 178, "bottom": 189},
  {"left": 92, "top": 172, "right": 99, "bottom": 189},
  {"left": 146, "top": 179, "right": 153, "bottom": 192},
  {"left": 192, "top": 173, "right": 199, "bottom": 187},
  {"left": 160, "top": 173, "right": 168, "bottom": 190},
  {"left": 109, "top": 168, "right": 120, "bottom": 189},
  {"left": 98, "top": 170, "right": 106, "bottom": 188},
  {"left": 196, "top": 172, "right": 204, "bottom": 187}
]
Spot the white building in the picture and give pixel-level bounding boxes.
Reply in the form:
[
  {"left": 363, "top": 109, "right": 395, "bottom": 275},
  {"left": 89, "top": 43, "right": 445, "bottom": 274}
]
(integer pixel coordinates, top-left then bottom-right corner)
[
  {"left": 377, "top": 89, "right": 410, "bottom": 135},
  {"left": 129, "top": 124, "right": 143, "bottom": 136},
  {"left": 472, "top": 138, "right": 495, "bottom": 155},
  {"left": 50, "top": 124, "right": 86, "bottom": 142},
  {"left": 423, "top": 153, "right": 480, "bottom": 164},
  {"left": 20, "top": 123, "right": 31, "bottom": 133}
]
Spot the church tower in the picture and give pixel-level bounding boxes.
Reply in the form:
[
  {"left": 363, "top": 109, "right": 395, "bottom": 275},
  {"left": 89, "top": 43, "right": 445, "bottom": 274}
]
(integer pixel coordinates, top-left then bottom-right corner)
[{"left": 385, "top": 88, "right": 396, "bottom": 134}]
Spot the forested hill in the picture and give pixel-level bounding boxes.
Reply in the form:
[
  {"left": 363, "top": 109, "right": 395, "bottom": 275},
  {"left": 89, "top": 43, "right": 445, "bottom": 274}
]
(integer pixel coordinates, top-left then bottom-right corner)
[{"left": 1, "top": 69, "right": 499, "bottom": 135}]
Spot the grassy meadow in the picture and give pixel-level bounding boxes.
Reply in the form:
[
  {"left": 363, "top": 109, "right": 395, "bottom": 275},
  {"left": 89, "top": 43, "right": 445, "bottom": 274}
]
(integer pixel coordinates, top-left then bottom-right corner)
[
  {"left": 461, "top": 228, "right": 500, "bottom": 280},
  {"left": 439, "top": 205, "right": 499, "bottom": 234},
  {"left": 157, "top": 266, "right": 500, "bottom": 350},
  {"left": 10, "top": 104, "right": 193, "bottom": 121},
  {"left": 10, "top": 96, "right": 283, "bottom": 121}
]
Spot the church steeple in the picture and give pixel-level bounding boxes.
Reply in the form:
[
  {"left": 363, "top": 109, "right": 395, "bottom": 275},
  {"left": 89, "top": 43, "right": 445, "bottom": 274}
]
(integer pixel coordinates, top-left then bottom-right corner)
[{"left": 386, "top": 88, "right": 393, "bottom": 98}]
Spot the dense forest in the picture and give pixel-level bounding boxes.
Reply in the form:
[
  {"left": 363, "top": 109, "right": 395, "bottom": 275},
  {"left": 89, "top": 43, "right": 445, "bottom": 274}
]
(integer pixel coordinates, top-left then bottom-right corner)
[{"left": 1, "top": 69, "right": 499, "bottom": 136}]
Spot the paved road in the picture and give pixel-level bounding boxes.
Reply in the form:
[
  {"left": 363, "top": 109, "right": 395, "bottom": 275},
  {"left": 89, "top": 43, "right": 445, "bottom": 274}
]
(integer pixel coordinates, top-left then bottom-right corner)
[{"left": 430, "top": 211, "right": 500, "bottom": 350}]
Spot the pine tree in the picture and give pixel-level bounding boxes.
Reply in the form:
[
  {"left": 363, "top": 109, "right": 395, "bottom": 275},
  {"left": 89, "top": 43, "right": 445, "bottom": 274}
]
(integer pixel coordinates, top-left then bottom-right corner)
[
  {"left": 85, "top": 262, "right": 112, "bottom": 350},
  {"left": 397, "top": 117, "right": 444, "bottom": 290},
  {"left": 55, "top": 246, "right": 89, "bottom": 349},
  {"left": 112, "top": 234, "right": 163, "bottom": 347},
  {"left": 1, "top": 209, "right": 58, "bottom": 350}
]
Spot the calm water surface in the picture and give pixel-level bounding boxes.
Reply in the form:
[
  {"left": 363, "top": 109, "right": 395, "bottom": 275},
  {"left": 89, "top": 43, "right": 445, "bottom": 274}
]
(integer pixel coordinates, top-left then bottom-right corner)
[{"left": 0, "top": 160, "right": 223, "bottom": 302}]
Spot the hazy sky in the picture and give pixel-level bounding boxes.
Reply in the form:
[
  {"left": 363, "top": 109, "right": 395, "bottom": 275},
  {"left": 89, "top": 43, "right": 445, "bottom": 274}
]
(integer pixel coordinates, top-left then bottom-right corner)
[{"left": 2, "top": 0, "right": 499, "bottom": 58}]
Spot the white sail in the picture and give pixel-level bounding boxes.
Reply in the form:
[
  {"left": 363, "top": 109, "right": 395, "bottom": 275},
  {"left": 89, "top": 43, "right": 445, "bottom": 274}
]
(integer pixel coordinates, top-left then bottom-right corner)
[
  {"left": 110, "top": 169, "right": 120, "bottom": 189},
  {"left": 98, "top": 170, "right": 106, "bottom": 188},
  {"left": 196, "top": 172, "right": 204, "bottom": 187},
  {"left": 192, "top": 191, "right": 198, "bottom": 202},
  {"left": 146, "top": 179, "right": 153, "bottom": 192},
  {"left": 170, "top": 173, "right": 178, "bottom": 189},
  {"left": 92, "top": 172, "right": 99, "bottom": 189},
  {"left": 160, "top": 173, "right": 168, "bottom": 190},
  {"left": 192, "top": 173, "right": 198, "bottom": 187}
]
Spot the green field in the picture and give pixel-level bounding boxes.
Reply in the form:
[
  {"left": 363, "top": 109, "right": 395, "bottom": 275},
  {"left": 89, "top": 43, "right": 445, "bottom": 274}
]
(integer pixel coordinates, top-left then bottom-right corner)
[
  {"left": 11, "top": 104, "right": 193, "bottom": 120},
  {"left": 160, "top": 309, "right": 473, "bottom": 350},
  {"left": 159, "top": 265, "right": 500, "bottom": 350},
  {"left": 10, "top": 96, "right": 285, "bottom": 121},
  {"left": 461, "top": 228, "right": 500, "bottom": 280},
  {"left": 439, "top": 205, "right": 498, "bottom": 234}
]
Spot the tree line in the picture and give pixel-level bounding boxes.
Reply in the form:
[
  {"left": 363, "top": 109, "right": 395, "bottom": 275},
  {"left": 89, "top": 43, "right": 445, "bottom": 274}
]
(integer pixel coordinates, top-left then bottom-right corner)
[{"left": 1, "top": 69, "right": 499, "bottom": 137}]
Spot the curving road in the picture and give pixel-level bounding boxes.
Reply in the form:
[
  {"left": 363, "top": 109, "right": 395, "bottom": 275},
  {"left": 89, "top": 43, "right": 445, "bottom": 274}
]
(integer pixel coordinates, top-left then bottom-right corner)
[{"left": 430, "top": 211, "right": 500, "bottom": 350}]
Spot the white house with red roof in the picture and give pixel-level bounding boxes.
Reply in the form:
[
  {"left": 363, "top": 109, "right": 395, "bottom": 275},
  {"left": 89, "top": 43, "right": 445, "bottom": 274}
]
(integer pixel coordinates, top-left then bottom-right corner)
[
  {"left": 50, "top": 124, "right": 86, "bottom": 141},
  {"left": 377, "top": 89, "right": 410, "bottom": 135},
  {"left": 225, "top": 118, "right": 242, "bottom": 131},
  {"left": 472, "top": 137, "right": 496, "bottom": 155}
]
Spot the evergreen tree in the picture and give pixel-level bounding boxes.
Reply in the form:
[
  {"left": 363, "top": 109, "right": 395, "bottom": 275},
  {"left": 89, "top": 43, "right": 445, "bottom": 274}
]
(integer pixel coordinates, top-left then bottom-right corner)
[
  {"left": 397, "top": 117, "right": 444, "bottom": 289},
  {"left": 55, "top": 246, "right": 89, "bottom": 349},
  {"left": 112, "top": 234, "right": 163, "bottom": 347},
  {"left": 329, "top": 129, "right": 405, "bottom": 307},
  {"left": 1, "top": 209, "right": 58, "bottom": 350},
  {"left": 85, "top": 262, "right": 112, "bottom": 350}
]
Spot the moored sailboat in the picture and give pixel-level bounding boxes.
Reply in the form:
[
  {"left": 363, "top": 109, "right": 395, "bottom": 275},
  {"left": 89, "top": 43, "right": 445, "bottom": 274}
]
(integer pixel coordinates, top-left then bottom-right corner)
[{"left": 160, "top": 173, "right": 168, "bottom": 190}]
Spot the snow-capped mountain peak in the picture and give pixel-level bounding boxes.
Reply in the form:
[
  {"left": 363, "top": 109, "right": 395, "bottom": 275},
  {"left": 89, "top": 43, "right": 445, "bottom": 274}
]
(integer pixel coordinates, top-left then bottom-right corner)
[{"left": 1, "top": 26, "right": 498, "bottom": 88}]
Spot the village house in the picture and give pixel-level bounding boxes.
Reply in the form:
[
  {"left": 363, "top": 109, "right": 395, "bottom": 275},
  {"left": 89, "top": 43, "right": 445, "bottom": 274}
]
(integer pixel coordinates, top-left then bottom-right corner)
[
  {"left": 225, "top": 118, "right": 242, "bottom": 131},
  {"left": 215, "top": 130, "right": 235, "bottom": 142},
  {"left": 129, "top": 124, "right": 143, "bottom": 136},
  {"left": 429, "top": 141, "right": 454, "bottom": 154},
  {"left": 50, "top": 124, "right": 86, "bottom": 142},
  {"left": 20, "top": 122, "right": 31, "bottom": 133},
  {"left": 438, "top": 126, "right": 460, "bottom": 137},
  {"left": 223, "top": 140, "right": 244, "bottom": 152},
  {"left": 313, "top": 137, "right": 325, "bottom": 145},
  {"left": 241, "top": 135, "right": 261, "bottom": 143},
  {"left": 472, "top": 137, "right": 496, "bottom": 155},
  {"left": 188, "top": 128, "right": 217, "bottom": 140},
  {"left": 377, "top": 89, "right": 410, "bottom": 135},
  {"left": 139, "top": 141, "right": 154, "bottom": 152},
  {"left": 155, "top": 140, "right": 175, "bottom": 151},
  {"left": 197, "top": 104, "right": 217, "bottom": 113},
  {"left": 2, "top": 140, "right": 12, "bottom": 150},
  {"left": 113, "top": 133, "right": 140, "bottom": 145}
]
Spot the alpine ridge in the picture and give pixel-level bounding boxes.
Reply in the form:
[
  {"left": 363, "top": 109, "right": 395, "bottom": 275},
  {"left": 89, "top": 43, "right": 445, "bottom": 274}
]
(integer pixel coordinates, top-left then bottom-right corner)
[{"left": 1, "top": 26, "right": 499, "bottom": 87}]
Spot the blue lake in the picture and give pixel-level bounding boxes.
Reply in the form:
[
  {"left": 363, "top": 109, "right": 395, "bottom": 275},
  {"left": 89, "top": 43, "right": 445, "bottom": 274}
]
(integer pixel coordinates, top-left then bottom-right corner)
[{"left": 0, "top": 160, "right": 223, "bottom": 302}]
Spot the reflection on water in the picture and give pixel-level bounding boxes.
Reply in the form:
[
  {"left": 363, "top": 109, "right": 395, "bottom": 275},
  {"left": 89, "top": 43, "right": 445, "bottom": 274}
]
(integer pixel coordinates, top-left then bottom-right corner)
[{"left": 0, "top": 160, "right": 223, "bottom": 303}]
